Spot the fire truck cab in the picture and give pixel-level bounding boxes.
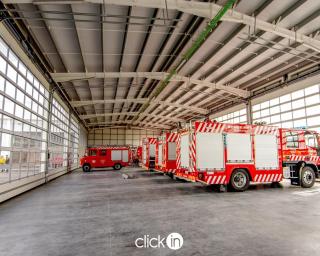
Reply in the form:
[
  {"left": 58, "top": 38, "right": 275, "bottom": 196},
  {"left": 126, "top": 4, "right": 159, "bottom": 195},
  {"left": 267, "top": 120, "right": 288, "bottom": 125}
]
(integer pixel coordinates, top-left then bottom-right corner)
[
  {"left": 80, "top": 147, "right": 130, "bottom": 172},
  {"left": 281, "top": 128, "right": 320, "bottom": 186}
]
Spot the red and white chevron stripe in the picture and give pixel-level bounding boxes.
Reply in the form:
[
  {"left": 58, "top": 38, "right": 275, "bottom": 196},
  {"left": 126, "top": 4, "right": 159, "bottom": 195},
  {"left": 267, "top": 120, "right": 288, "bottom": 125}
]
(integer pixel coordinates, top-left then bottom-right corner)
[
  {"left": 196, "top": 122, "right": 226, "bottom": 133},
  {"left": 254, "top": 173, "right": 282, "bottom": 182},
  {"left": 176, "top": 134, "right": 181, "bottom": 169},
  {"left": 290, "top": 155, "right": 305, "bottom": 161},
  {"left": 149, "top": 138, "right": 157, "bottom": 144},
  {"left": 167, "top": 133, "right": 179, "bottom": 142},
  {"left": 167, "top": 169, "right": 176, "bottom": 174},
  {"left": 206, "top": 175, "right": 227, "bottom": 184},
  {"left": 190, "top": 133, "right": 197, "bottom": 172},
  {"left": 310, "top": 156, "right": 320, "bottom": 161},
  {"left": 254, "top": 126, "right": 278, "bottom": 135}
]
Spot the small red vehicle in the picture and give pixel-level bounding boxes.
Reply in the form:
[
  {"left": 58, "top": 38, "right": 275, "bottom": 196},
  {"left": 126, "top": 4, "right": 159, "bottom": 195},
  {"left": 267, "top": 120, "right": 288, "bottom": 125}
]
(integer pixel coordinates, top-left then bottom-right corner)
[{"left": 80, "top": 146, "right": 130, "bottom": 172}]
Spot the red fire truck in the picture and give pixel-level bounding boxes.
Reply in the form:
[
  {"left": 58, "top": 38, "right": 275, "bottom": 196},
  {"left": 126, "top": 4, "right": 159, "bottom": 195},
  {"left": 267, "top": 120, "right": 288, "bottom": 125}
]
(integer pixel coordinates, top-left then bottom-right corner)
[
  {"left": 177, "top": 121, "right": 319, "bottom": 191},
  {"left": 80, "top": 146, "right": 130, "bottom": 172},
  {"left": 155, "top": 132, "right": 178, "bottom": 175},
  {"left": 142, "top": 137, "right": 157, "bottom": 170}
]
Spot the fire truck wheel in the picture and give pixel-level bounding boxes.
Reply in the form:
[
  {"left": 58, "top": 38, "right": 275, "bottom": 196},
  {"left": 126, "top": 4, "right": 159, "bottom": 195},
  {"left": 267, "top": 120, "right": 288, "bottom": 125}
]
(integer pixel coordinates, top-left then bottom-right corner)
[
  {"left": 113, "top": 163, "right": 122, "bottom": 170},
  {"left": 229, "top": 169, "right": 250, "bottom": 192},
  {"left": 82, "top": 164, "right": 91, "bottom": 172},
  {"left": 301, "top": 166, "right": 315, "bottom": 188}
]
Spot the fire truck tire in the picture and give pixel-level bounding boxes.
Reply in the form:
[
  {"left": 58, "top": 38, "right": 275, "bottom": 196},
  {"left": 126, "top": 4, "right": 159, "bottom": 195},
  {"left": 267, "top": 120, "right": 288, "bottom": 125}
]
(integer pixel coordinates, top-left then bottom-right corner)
[
  {"left": 113, "top": 163, "right": 122, "bottom": 170},
  {"left": 82, "top": 164, "right": 91, "bottom": 172},
  {"left": 300, "top": 166, "right": 315, "bottom": 188},
  {"left": 229, "top": 169, "right": 250, "bottom": 192}
]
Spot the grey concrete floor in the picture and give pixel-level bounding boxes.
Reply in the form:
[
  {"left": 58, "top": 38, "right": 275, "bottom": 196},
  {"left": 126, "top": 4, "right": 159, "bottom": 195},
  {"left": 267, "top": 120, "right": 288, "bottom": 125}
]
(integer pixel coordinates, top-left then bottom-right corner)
[{"left": 0, "top": 167, "right": 320, "bottom": 256}]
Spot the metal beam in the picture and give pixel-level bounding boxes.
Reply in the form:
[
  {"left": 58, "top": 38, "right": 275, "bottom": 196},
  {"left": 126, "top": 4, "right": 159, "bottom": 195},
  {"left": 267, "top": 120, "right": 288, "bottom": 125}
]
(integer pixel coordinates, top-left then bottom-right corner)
[
  {"left": 50, "top": 72, "right": 166, "bottom": 82},
  {"left": 87, "top": 120, "right": 171, "bottom": 129},
  {"left": 70, "top": 98, "right": 209, "bottom": 114},
  {"left": 80, "top": 111, "right": 183, "bottom": 122},
  {"left": 51, "top": 72, "right": 249, "bottom": 98},
  {"left": 10, "top": 0, "right": 320, "bottom": 52},
  {"left": 70, "top": 98, "right": 148, "bottom": 107}
]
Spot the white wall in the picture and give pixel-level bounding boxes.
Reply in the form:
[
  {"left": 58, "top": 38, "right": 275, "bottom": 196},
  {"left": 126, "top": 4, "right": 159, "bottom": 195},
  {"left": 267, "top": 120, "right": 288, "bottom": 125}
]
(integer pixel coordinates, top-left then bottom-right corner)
[{"left": 88, "top": 128, "right": 161, "bottom": 146}]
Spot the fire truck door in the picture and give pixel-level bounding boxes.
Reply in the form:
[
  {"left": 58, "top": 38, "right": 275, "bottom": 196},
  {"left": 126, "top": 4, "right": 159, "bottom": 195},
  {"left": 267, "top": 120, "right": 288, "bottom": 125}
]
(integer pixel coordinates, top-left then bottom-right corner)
[
  {"left": 98, "top": 149, "right": 107, "bottom": 167},
  {"left": 254, "top": 134, "right": 278, "bottom": 169},
  {"left": 226, "top": 133, "right": 252, "bottom": 162},
  {"left": 196, "top": 133, "right": 224, "bottom": 170}
]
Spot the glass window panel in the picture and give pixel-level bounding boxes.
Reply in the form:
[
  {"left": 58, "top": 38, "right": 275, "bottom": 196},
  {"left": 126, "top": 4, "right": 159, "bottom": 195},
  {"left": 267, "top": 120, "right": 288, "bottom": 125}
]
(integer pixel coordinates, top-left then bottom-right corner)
[
  {"left": 0, "top": 95, "right": 3, "bottom": 110},
  {"left": 306, "top": 105, "right": 320, "bottom": 116},
  {"left": 0, "top": 39, "right": 8, "bottom": 56},
  {"left": 14, "top": 120, "right": 23, "bottom": 132},
  {"left": 25, "top": 96, "right": 32, "bottom": 109},
  {"left": 307, "top": 116, "right": 320, "bottom": 127},
  {"left": 8, "top": 51, "right": 18, "bottom": 67},
  {"left": 4, "top": 98, "right": 14, "bottom": 115},
  {"left": 293, "top": 109, "right": 306, "bottom": 119},
  {"left": 3, "top": 115, "right": 13, "bottom": 130},
  {"left": 0, "top": 56, "right": 6, "bottom": 74},
  {"left": 282, "top": 121, "right": 293, "bottom": 128},
  {"left": 252, "top": 104, "right": 260, "bottom": 111},
  {"left": 16, "top": 89, "right": 24, "bottom": 104},
  {"left": 18, "top": 62, "right": 27, "bottom": 76},
  {"left": 260, "top": 101, "right": 269, "bottom": 109},
  {"left": 27, "top": 71, "right": 34, "bottom": 83},
  {"left": 270, "top": 106, "right": 280, "bottom": 114},
  {"left": 291, "top": 89, "right": 304, "bottom": 99},
  {"left": 291, "top": 99, "right": 305, "bottom": 109},
  {"left": 270, "top": 114, "right": 280, "bottom": 124},
  {"left": 261, "top": 109, "right": 269, "bottom": 117},
  {"left": 1, "top": 133, "right": 12, "bottom": 147},
  {"left": 281, "top": 112, "right": 292, "bottom": 121},
  {"left": 270, "top": 98, "right": 280, "bottom": 106},
  {"left": 15, "top": 104, "right": 23, "bottom": 119},
  {"left": 280, "top": 94, "right": 291, "bottom": 103},
  {"left": 239, "top": 109, "right": 246, "bottom": 115},
  {"left": 5, "top": 81, "right": 16, "bottom": 98},
  {"left": 305, "top": 85, "right": 319, "bottom": 96},
  {"left": 0, "top": 76, "right": 5, "bottom": 91},
  {"left": 7, "top": 65, "right": 17, "bottom": 83},
  {"left": 253, "top": 111, "right": 260, "bottom": 119},
  {"left": 293, "top": 119, "right": 307, "bottom": 128},
  {"left": 305, "top": 95, "right": 320, "bottom": 106},
  {"left": 17, "top": 75, "right": 25, "bottom": 90},
  {"left": 280, "top": 102, "right": 291, "bottom": 112},
  {"left": 26, "top": 82, "right": 33, "bottom": 96}
]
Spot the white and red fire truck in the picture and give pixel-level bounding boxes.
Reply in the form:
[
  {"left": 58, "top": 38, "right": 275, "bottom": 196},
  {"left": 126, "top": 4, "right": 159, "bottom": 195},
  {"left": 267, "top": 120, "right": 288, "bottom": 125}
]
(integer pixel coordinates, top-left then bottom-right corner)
[
  {"left": 141, "top": 137, "right": 157, "bottom": 170},
  {"left": 155, "top": 132, "right": 178, "bottom": 176},
  {"left": 176, "top": 120, "right": 319, "bottom": 191}
]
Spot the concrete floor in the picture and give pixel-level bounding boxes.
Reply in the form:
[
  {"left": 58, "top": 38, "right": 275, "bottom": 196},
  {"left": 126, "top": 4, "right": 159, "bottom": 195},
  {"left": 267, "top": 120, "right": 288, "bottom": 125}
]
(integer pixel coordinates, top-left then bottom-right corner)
[{"left": 0, "top": 167, "right": 320, "bottom": 256}]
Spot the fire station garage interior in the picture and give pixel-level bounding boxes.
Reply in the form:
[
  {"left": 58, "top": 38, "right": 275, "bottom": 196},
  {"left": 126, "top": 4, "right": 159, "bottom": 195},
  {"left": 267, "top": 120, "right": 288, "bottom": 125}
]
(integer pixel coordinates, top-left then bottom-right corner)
[{"left": 1, "top": 0, "right": 320, "bottom": 255}]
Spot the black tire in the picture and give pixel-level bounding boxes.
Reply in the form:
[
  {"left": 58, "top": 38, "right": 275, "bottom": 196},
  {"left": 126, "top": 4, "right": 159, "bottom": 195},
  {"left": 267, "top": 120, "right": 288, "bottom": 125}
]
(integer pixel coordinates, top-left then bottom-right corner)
[
  {"left": 229, "top": 169, "right": 250, "bottom": 192},
  {"left": 113, "top": 163, "right": 122, "bottom": 170},
  {"left": 301, "top": 166, "right": 315, "bottom": 188},
  {"left": 82, "top": 164, "right": 91, "bottom": 172}
]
